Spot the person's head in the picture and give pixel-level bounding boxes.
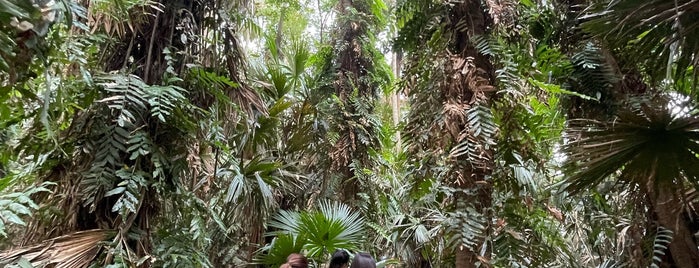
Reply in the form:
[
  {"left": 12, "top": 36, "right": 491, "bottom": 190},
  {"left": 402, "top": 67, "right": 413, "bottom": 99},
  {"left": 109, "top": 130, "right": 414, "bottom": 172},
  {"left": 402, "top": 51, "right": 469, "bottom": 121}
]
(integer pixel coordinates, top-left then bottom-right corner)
[
  {"left": 281, "top": 253, "right": 308, "bottom": 268},
  {"left": 329, "top": 249, "right": 350, "bottom": 268},
  {"left": 350, "top": 252, "right": 376, "bottom": 268}
]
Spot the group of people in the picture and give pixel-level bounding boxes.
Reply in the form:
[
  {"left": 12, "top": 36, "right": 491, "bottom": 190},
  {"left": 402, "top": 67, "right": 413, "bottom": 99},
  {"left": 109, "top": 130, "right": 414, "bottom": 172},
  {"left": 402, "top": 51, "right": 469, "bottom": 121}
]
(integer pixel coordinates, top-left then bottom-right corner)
[{"left": 280, "top": 250, "right": 376, "bottom": 268}]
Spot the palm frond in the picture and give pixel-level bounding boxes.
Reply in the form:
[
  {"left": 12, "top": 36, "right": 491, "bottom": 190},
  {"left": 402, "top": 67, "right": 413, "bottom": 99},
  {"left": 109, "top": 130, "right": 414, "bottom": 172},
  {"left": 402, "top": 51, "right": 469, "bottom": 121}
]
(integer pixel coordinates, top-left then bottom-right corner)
[
  {"left": 0, "top": 182, "right": 52, "bottom": 238},
  {"left": 262, "top": 201, "right": 365, "bottom": 261},
  {"left": 443, "top": 204, "right": 487, "bottom": 253},
  {"left": 0, "top": 229, "right": 114, "bottom": 268},
  {"left": 253, "top": 233, "right": 306, "bottom": 266},
  {"left": 562, "top": 94, "right": 699, "bottom": 193},
  {"left": 268, "top": 209, "right": 301, "bottom": 235},
  {"left": 582, "top": 0, "right": 699, "bottom": 85}
]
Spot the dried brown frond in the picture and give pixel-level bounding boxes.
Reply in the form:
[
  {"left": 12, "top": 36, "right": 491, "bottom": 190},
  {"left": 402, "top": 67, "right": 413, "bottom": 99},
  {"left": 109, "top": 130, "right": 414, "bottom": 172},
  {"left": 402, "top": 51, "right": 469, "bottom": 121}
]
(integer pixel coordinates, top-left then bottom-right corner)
[
  {"left": 485, "top": 0, "right": 518, "bottom": 30},
  {"left": 20, "top": 163, "right": 86, "bottom": 245},
  {"left": 1, "top": 229, "right": 113, "bottom": 268},
  {"left": 331, "top": 134, "right": 353, "bottom": 173},
  {"left": 228, "top": 83, "right": 268, "bottom": 116}
]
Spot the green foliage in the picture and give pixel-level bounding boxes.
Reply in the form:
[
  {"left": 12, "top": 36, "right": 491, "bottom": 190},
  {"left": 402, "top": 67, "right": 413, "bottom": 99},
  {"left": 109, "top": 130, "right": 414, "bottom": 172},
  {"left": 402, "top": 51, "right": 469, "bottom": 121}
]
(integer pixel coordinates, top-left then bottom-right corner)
[
  {"left": 259, "top": 201, "right": 365, "bottom": 264},
  {"left": 256, "top": 233, "right": 306, "bottom": 266},
  {"left": 443, "top": 203, "right": 487, "bottom": 253},
  {"left": 0, "top": 0, "right": 45, "bottom": 78},
  {"left": 80, "top": 73, "right": 194, "bottom": 220},
  {"left": 582, "top": 0, "right": 699, "bottom": 87},
  {"left": 0, "top": 182, "right": 52, "bottom": 238},
  {"left": 449, "top": 104, "right": 497, "bottom": 161},
  {"left": 394, "top": 0, "right": 443, "bottom": 52},
  {"left": 5, "top": 0, "right": 699, "bottom": 267},
  {"left": 562, "top": 94, "right": 699, "bottom": 193},
  {"left": 150, "top": 188, "right": 226, "bottom": 268},
  {"left": 651, "top": 227, "right": 673, "bottom": 268}
]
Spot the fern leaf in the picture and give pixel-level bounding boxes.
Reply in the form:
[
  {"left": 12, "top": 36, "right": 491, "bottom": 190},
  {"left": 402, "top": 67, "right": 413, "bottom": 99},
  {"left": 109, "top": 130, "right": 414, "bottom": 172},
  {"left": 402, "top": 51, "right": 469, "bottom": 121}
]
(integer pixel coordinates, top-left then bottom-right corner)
[{"left": 650, "top": 227, "right": 673, "bottom": 268}]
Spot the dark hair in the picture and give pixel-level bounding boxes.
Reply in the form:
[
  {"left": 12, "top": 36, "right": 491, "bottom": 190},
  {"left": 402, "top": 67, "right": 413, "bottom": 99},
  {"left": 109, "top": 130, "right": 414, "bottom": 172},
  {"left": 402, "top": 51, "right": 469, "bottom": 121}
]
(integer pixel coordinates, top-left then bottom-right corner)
[
  {"left": 350, "top": 252, "right": 376, "bottom": 268},
  {"left": 329, "top": 249, "right": 350, "bottom": 268},
  {"left": 281, "top": 253, "right": 308, "bottom": 268}
]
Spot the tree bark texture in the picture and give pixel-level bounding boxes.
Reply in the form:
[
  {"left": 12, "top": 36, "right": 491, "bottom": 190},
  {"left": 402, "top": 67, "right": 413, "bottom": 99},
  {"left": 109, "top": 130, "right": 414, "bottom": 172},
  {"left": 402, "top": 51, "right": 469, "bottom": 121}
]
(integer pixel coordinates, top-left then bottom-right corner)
[
  {"left": 450, "top": 1, "right": 495, "bottom": 267},
  {"left": 653, "top": 187, "right": 699, "bottom": 268}
]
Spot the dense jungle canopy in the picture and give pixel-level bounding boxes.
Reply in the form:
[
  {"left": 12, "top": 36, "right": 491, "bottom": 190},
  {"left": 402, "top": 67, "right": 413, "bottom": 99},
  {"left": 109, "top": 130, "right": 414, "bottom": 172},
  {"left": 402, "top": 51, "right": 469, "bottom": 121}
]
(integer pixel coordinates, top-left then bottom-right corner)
[{"left": 1, "top": 0, "right": 699, "bottom": 267}]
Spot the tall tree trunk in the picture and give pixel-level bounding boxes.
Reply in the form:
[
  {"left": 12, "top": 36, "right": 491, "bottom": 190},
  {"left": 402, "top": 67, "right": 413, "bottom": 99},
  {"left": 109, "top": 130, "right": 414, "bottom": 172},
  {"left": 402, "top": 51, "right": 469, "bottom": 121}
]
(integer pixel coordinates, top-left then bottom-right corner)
[
  {"left": 329, "top": 0, "right": 379, "bottom": 203},
  {"left": 402, "top": 0, "right": 496, "bottom": 265},
  {"left": 275, "top": 12, "right": 285, "bottom": 58},
  {"left": 391, "top": 51, "right": 402, "bottom": 151},
  {"left": 317, "top": 0, "right": 325, "bottom": 44},
  {"left": 652, "top": 186, "right": 699, "bottom": 268},
  {"left": 450, "top": 1, "right": 495, "bottom": 266}
]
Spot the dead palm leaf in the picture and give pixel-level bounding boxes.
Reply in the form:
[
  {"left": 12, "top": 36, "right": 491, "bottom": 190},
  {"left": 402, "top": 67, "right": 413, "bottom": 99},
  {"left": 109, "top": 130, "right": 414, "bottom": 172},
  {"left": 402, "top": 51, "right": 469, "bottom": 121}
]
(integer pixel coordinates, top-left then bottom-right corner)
[{"left": 0, "top": 229, "right": 114, "bottom": 268}]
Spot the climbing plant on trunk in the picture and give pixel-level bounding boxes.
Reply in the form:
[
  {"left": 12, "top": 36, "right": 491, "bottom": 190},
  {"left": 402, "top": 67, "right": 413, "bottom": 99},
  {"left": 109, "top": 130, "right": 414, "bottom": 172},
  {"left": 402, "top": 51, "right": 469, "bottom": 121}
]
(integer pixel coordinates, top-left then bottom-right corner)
[
  {"left": 396, "top": 0, "right": 498, "bottom": 266},
  {"left": 325, "top": 0, "right": 389, "bottom": 202}
]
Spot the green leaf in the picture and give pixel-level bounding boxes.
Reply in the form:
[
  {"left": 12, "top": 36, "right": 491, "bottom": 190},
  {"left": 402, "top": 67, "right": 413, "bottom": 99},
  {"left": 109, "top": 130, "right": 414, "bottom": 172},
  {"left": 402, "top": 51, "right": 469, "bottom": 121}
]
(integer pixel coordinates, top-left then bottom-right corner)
[
  {"left": 528, "top": 78, "right": 598, "bottom": 101},
  {"left": 1, "top": 210, "right": 25, "bottom": 225},
  {"left": 0, "top": 0, "right": 36, "bottom": 18},
  {"left": 105, "top": 186, "right": 126, "bottom": 197},
  {"left": 8, "top": 202, "right": 30, "bottom": 215}
]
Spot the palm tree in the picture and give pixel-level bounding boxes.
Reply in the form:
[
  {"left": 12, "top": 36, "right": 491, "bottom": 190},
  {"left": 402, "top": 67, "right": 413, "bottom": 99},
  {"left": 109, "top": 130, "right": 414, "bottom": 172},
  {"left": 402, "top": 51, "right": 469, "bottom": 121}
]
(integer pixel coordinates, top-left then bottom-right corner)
[
  {"left": 0, "top": 0, "right": 266, "bottom": 266},
  {"left": 562, "top": 94, "right": 699, "bottom": 267},
  {"left": 558, "top": 1, "right": 699, "bottom": 266}
]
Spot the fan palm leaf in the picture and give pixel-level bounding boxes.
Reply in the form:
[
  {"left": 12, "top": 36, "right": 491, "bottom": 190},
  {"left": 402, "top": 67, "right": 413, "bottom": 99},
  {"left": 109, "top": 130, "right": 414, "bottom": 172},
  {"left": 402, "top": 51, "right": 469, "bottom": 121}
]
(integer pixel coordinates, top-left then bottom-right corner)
[
  {"left": 562, "top": 94, "right": 699, "bottom": 193},
  {"left": 0, "top": 229, "right": 114, "bottom": 268},
  {"left": 581, "top": 0, "right": 699, "bottom": 84},
  {"left": 254, "top": 233, "right": 306, "bottom": 266},
  {"left": 300, "top": 201, "right": 365, "bottom": 257},
  {"left": 263, "top": 201, "right": 365, "bottom": 261},
  {"left": 562, "top": 93, "right": 699, "bottom": 267}
]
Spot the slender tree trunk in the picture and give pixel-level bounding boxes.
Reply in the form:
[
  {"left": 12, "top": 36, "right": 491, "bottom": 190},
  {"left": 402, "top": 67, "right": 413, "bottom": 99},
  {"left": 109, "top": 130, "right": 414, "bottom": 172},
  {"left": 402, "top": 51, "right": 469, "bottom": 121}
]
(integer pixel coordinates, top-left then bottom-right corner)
[
  {"left": 317, "top": 0, "right": 324, "bottom": 44},
  {"left": 391, "top": 51, "right": 402, "bottom": 151},
  {"left": 275, "top": 12, "right": 284, "bottom": 58}
]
